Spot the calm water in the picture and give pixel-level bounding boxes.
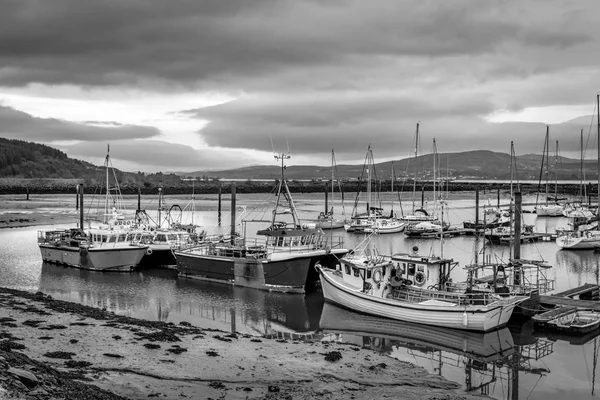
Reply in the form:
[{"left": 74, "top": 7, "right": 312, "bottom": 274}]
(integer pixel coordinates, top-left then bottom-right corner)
[{"left": 1, "top": 191, "right": 600, "bottom": 400}]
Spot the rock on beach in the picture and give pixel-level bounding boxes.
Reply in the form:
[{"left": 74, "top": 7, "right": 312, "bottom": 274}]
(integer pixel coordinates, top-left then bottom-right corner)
[{"left": 0, "top": 287, "right": 488, "bottom": 399}]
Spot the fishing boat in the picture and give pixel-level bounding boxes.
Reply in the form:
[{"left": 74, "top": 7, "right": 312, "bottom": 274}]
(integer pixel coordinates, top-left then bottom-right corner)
[
  {"left": 546, "top": 310, "right": 600, "bottom": 335},
  {"left": 37, "top": 196, "right": 148, "bottom": 272},
  {"left": 314, "top": 149, "right": 347, "bottom": 230},
  {"left": 175, "top": 152, "right": 348, "bottom": 293},
  {"left": 316, "top": 236, "right": 526, "bottom": 332}
]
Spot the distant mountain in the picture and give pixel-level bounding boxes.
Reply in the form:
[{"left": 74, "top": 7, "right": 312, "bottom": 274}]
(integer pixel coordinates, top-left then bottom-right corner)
[
  {"left": 0, "top": 138, "right": 596, "bottom": 183},
  {"left": 185, "top": 150, "right": 596, "bottom": 181}
]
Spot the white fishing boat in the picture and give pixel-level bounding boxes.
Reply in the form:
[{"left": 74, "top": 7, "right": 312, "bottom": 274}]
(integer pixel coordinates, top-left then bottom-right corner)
[
  {"left": 316, "top": 236, "right": 526, "bottom": 332},
  {"left": 38, "top": 227, "right": 148, "bottom": 272},
  {"left": 556, "top": 229, "right": 600, "bottom": 250}
]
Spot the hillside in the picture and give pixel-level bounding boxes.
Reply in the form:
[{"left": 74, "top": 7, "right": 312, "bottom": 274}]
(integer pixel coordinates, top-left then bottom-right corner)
[{"left": 0, "top": 138, "right": 596, "bottom": 186}]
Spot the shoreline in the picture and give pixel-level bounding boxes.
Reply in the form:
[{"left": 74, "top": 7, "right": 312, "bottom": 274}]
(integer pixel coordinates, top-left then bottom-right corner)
[{"left": 0, "top": 287, "right": 488, "bottom": 399}]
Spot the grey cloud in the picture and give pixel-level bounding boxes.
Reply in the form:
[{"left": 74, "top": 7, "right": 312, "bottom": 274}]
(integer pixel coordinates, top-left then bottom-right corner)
[
  {"left": 0, "top": 105, "right": 159, "bottom": 141},
  {"left": 0, "top": 0, "right": 594, "bottom": 88},
  {"left": 59, "top": 140, "right": 257, "bottom": 171}
]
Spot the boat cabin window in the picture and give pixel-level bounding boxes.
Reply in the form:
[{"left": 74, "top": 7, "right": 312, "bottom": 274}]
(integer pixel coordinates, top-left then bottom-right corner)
[
  {"left": 117, "top": 234, "right": 127, "bottom": 242},
  {"left": 417, "top": 265, "right": 424, "bottom": 273},
  {"left": 366, "top": 269, "right": 372, "bottom": 279},
  {"left": 156, "top": 234, "right": 167, "bottom": 243},
  {"left": 102, "top": 235, "right": 108, "bottom": 243},
  {"left": 353, "top": 267, "right": 360, "bottom": 277},
  {"left": 108, "top": 235, "right": 116, "bottom": 243},
  {"left": 397, "top": 263, "right": 406, "bottom": 276},
  {"left": 167, "top": 234, "right": 178, "bottom": 241},
  {"left": 345, "top": 264, "right": 351, "bottom": 275},
  {"left": 408, "top": 263, "right": 416, "bottom": 275},
  {"left": 283, "top": 237, "right": 291, "bottom": 246}
]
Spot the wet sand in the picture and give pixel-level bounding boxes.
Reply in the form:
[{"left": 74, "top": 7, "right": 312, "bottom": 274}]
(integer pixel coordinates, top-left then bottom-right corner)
[
  {"left": 0, "top": 288, "right": 488, "bottom": 399},
  {"left": 0, "top": 195, "right": 79, "bottom": 229}
]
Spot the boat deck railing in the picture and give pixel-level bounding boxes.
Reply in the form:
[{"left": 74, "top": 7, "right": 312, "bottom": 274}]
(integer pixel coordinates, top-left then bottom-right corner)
[
  {"left": 175, "top": 233, "right": 345, "bottom": 258},
  {"left": 391, "top": 285, "right": 502, "bottom": 306}
]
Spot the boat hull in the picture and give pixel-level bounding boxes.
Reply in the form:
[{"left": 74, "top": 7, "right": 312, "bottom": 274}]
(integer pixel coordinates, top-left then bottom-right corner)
[
  {"left": 175, "top": 251, "right": 313, "bottom": 293},
  {"left": 318, "top": 268, "right": 519, "bottom": 332},
  {"left": 39, "top": 244, "right": 147, "bottom": 272},
  {"left": 556, "top": 233, "right": 600, "bottom": 250}
]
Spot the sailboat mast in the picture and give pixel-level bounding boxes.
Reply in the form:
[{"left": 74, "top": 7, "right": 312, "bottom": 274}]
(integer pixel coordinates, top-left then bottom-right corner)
[
  {"left": 367, "top": 145, "right": 372, "bottom": 216},
  {"left": 433, "top": 138, "right": 437, "bottom": 213},
  {"left": 582, "top": 129, "right": 586, "bottom": 201},
  {"left": 330, "top": 149, "right": 335, "bottom": 214},
  {"left": 545, "top": 126, "right": 550, "bottom": 204},
  {"left": 597, "top": 93, "right": 599, "bottom": 214},
  {"left": 105, "top": 144, "right": 110, "bottom": 224},
  {"left": 412, "top": 123, "right": 419, "bottom": 214}
]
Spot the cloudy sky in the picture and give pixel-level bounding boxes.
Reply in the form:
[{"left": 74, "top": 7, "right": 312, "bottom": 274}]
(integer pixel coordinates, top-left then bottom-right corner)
[{"left": 1, "top": 0, "right": 600, "bottom": 173}]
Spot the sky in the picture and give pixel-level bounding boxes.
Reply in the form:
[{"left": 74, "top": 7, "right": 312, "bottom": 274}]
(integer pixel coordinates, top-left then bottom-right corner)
[{"left": 1, "top": 0, "right": 600, "bottom": 173}]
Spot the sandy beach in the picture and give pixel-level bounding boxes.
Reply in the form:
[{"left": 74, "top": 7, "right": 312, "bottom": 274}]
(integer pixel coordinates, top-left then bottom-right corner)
[{"left": 0, "top": 287, "right": 489, "bottom": 400}]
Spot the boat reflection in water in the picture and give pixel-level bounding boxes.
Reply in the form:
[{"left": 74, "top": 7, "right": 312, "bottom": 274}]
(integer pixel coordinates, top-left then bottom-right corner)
[
  {"left": 38, "top": 262, "right": 323, "bottom": 337},
  {"left": 319, "top": 303, "right": 558, "bottom": 399}
]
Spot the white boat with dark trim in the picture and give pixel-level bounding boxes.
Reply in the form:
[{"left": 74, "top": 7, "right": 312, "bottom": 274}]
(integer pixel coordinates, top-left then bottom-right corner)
[
  {"left": 316, "top": 237, "right": 526, "bottom": 332},
  {"left": 38, "top": 226, "right": 148, "bottom": 272}
]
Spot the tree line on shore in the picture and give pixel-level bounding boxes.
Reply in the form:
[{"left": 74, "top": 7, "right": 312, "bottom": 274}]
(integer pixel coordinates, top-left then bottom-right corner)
[{"left": 0, "top": 178, "right": 596, "bottom": 199}]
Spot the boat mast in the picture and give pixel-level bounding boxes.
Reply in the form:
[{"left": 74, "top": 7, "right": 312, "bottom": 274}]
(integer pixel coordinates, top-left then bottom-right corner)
[
  {"left": 412, "top": 123, "right": 419, "bottom": 214},
  {"left": 433, "top": 138, "right": 437, "bottom": 215},
  {"left": 367, "top": 144, "right": 373, "bottom": 217},
  {"left": 545, "top": 126, "right": 550, "bottom": 205},
  {"left": 105, "top": 144, "right": 110, "bottom": 224},
  {"left": 581, "top": 129, "right": 586, "bottom": 202},
  {"left": 597, "top": 92, "right": 599, "bottom": 214},
  {"left": 330, "top": 149, "right": 335, "bottom": 215}
]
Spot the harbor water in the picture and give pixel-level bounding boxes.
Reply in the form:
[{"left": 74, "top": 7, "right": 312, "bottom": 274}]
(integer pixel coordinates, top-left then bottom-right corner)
[{"left": 1, "top": 191, "right": 600, "bottom": 399}]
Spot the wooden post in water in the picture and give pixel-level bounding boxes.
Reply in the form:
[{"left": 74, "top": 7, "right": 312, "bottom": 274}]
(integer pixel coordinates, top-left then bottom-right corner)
[
  {"left": 421, "top": 186, "right": 425, "bottom": 208},
  {"left": 230, "top": 308, "right": 236, "bottom": 334},
  {"left": 79, "top": 184, "right": 84, "bottom": 229},
  {"left": 137, "top": 187, "right": 141, "bottom": 212},
  {"left": 76, "top": 184, "right": 79, "bottom": 210},
  {"left": 26, "top": 188, "right": 29, "bottom": 201},
  {"left": 218, "top": 186, "right": 222, "bottom": 225},
  {"left": 230, "top": 185, "right": 236, "bottom": 244},
  {"left": 475, "top": 186, "right": 479, "bottom": 227},
  {"left": 497, "top": 188, "right": 500, "bottom": 209}
]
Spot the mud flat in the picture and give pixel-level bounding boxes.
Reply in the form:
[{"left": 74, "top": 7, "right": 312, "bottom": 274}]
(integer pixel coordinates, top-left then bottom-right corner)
[{"left": 0, "top": 287, "right": 490, "bottom": 400}]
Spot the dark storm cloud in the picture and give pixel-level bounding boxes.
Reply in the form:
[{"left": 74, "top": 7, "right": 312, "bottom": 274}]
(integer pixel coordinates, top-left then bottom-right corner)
[
  {"left": 0, "top": 105, "right": 159, "bottom": 141},
  {"left": 0, "top": 0, "right": 591, "bottom": 88}
]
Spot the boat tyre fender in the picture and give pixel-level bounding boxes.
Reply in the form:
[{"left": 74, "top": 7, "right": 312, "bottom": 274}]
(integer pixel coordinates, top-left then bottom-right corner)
[
  {"left": 373, "top": 269, "right": 382, "bottom": 284},
  {"left": 146, "top": 248, "right": 153, "bottom": 256},
  {"left": 415, "top": 271, "right": 426, "bottom": 286}
]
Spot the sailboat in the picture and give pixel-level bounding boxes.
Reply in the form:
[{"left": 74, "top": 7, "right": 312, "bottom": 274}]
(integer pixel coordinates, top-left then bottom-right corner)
[
  {"left": 400, "top": 123, "right": 437, "bottom": 224},
  {"left": 536, "top": 126, "right": 565, "bottom": 217},
  {"left": 37, "top": 145, "right": 149, "bottom": 272},
  {"left": 403, "top": 138, "right": 449, "bottom": 237},
  {"left": 175, "top": 152, "right": 348, "bottom": 293},
  {"left": 556, "top": 94, "right": 600, "bottom": 250},
  {"left": 345, "top": 145, "right": 404, "bottom": 234},
  {"left": 314, "top": 149, "right": 346, "bottom": 230}
]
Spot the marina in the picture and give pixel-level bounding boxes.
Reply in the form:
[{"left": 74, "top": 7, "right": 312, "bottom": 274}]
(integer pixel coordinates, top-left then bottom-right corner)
[{"left": 2, "top": 190, "right": 600, "bottom": 399}]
